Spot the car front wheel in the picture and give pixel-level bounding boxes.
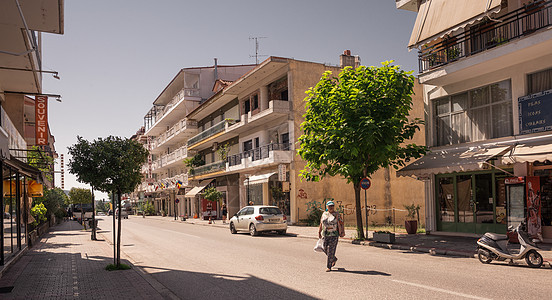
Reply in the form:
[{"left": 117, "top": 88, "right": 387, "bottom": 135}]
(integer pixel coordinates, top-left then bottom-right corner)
[
  {"left": 249, "top": 224, "right": 258, "bottom": 236},
  {"left": 230, "top": 222, "right": 237, "bottom": 234}
]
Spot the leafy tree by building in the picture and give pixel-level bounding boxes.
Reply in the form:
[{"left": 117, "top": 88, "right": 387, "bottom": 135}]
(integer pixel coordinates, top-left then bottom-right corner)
[
  {"left": 34, "top": 187, "right": 68, "bottom": 220},
  {"left": 69, "top": 136, "right": 148, "bottom": 268},
  {"left": 298, "top": 62, "right": 427, "bottom": 239}
]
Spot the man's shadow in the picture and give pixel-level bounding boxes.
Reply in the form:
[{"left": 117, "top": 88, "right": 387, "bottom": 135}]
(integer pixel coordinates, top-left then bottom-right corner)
[{"left": 333, "top": 268, "right": 391, "bottom": 276}]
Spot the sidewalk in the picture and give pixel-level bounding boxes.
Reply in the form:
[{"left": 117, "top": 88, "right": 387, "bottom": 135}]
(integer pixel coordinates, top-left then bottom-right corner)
[
  {"left": 0, "top": 221, "right": 169, "bottom": 299},
  {"left": 149, "top": 215, "right": 552, "bottom": 265}
]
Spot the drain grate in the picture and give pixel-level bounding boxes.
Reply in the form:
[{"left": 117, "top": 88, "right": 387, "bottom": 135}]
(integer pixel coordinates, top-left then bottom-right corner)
[{"left": 0, "top": 286, "right": 14, "bottom": 293}]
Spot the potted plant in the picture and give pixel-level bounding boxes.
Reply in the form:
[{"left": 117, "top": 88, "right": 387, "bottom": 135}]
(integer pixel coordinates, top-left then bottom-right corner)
[
  {"left": 373, "top": 231, "right": 395, "bottom": 243},
  {"left": 404, "top": 204, "right": 420, "bottom": 234}
]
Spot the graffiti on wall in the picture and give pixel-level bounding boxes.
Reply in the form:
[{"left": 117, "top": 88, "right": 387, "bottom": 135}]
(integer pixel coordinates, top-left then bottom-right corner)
[{"left": 302, "top": 196, "right": 378, "bottom": 216}]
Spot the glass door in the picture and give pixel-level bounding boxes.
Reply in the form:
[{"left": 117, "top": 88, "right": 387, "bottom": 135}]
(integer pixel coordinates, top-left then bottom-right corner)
[
  {"left": 437, "top": 176, "right": 455, "bottom": 232},
  {"left": 456, "top": 175, "right": 476, "bottom": 233}
]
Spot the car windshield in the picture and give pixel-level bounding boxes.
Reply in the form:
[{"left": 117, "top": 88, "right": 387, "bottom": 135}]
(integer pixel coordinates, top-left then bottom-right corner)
[{"left": 260, "top": 207, "right": 282, "bottom": 215}]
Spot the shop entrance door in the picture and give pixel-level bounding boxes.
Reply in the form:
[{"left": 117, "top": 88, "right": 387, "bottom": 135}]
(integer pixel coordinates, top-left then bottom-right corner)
[{"left": 456, "top": 175, "right": 476, "bottom": 233}]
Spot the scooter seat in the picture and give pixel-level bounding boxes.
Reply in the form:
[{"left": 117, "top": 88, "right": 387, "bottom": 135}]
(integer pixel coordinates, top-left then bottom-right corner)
[{"left": 484, "top": 232, "right": 508, "bottom": 241}]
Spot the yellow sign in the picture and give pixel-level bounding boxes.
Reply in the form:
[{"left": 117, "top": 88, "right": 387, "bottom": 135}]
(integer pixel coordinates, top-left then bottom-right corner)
[{"left": 28, "top": 180, "right": 43, "bottom": 197}]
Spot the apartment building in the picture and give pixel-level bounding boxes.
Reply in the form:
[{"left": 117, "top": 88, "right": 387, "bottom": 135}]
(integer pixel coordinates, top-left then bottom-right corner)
[
  {"left": 137, "top": 52, "right": 426, "bottom": 226},
  {"left": 396, "top": 0, "right": 552, "bottom": 240},
  {"left": 0, "top": 0, "right": 64, "bottom": 267},
  {"left": 139, "top": 63, "right": 256, "bottom": 216}
]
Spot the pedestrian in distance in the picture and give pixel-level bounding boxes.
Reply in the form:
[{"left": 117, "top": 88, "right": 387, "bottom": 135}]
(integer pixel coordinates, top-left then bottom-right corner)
[
  {"left": 222, "top": 202, "right": 228, "bottom": 224},
  {"left": 318, "top": 200, "right": 345, "bottom": 272}
]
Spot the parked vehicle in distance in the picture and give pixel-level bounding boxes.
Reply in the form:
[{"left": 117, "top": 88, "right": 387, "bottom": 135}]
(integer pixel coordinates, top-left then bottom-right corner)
[
  {"left": 229, "top": 205, "right": 287, "bottom": 236},
  {"left": 96, "top": 211, "right": 106, "bottom": 216},
  {"left": 115, "top": 208, "right": 128, "bottom": 219}
]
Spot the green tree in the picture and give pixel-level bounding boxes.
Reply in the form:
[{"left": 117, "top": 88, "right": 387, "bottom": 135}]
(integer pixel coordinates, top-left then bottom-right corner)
[
  {"left": 27, "top": 146, "right": 55, "bottom": 182},
  {"left": 34, "top": 187, "right": 68, "bottom": 220},
  {"left": 30, "top": 203, "right": 47, "bottom": 227},
  {"left": 68, "top": 136, "right": 101, "bottom": 240},
  {"left": 69, "top": 136, "right": 148, "bottom": 268},
  {"left": 298, "top": 62, "right": 427, "bottom": 239},
  {"left": 203, "top": 187, "right": 222, "bottom": 203}
]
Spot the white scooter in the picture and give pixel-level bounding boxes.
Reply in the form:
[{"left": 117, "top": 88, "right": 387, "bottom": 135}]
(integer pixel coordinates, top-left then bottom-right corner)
[{"left": 476, "top": 222, "right": 543, "bottom": 268}]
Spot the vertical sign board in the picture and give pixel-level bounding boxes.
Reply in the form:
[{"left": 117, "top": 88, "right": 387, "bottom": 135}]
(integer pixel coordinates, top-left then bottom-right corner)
[
  {"left": 278, "top": 164, "right": 287, "bottom": 181},
  {"left": 526, "top": 176, "right": 542, "bottom": 238},
  {"left": 35, "top": 96, "right": 48, "bottom": 145},
  {"left": 518, "top": 89, "right": 552, "bottom": 135}
]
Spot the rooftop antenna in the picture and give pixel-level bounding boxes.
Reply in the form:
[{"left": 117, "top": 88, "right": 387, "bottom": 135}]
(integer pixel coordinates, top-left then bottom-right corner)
[{"left": 249, "top": 36, "right": 268, "bottom": 64}]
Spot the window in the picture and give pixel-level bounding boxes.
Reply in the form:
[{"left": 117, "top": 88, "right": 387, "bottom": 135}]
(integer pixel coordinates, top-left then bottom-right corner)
[
  {"left": 260, "top": 207, "right": 283, "bottom": 215},
  {"left": 254, "top": 137, "right": 259, "bottom": 148},
  {"left": 244, "top": 99, "right": 251, "bottom": 114},
  {"left": 252, "top": 94, "right": 259, "bottom": 110},
  {"left": 433, "top": 80, "right": 512, "bottom": 146},
  {"left": 243, "top": 140, "right": 253, "bottom": 152},
  {"left": 528, "top": 68, "right": 552, "bottom": 94}
]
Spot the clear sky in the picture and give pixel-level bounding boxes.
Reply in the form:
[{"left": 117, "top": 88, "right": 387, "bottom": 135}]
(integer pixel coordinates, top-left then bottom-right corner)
[{"left": 41, "top": 0, "right": 418, "bottom": 199}]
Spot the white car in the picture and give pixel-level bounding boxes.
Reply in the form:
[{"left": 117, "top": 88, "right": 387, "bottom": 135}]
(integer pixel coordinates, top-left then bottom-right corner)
[{"left": 229, "top": 205, "right": 287, "bottom": 236}]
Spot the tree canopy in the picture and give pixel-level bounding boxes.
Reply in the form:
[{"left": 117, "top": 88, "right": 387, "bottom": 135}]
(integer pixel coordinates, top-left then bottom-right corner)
[
  {"left": 298, "top": 62, "right": 427, "bottom": 239},
  {"left": 34, "top": 187, "right": 68, "bottom": 218},
  {"left": 68, "top": 187, "right": 93, "bottom": 205}
]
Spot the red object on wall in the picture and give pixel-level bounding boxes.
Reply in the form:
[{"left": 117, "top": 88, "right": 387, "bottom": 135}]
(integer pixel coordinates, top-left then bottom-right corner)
[
  {"left": 525, "top": 176, "right": 542, "bottom": 238},
  {"left": 201, "top": 199, "right": 218, "bottom": 220},
  {"left": 35, "top": 96, "right": 48, "bottom": 145}
]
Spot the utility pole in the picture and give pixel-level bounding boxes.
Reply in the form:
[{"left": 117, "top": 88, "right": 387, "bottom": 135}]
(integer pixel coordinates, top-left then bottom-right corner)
[{"left": 249, "top": 36, "right": 267, "bottom": 64}]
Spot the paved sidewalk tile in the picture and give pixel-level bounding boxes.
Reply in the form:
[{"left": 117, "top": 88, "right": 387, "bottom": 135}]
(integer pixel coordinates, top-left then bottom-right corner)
[{"left": 0, "top": 221, "right": 165, "bottom": 300}]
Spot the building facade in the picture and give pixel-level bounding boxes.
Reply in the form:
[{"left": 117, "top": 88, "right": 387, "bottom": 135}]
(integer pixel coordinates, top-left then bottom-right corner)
[
  {"left": 0, "top": 0, "right": 64, "bottom": 268},
  {"left": 135, "top": 53, "right": 426, "bottom": 227},
  {"left": 397, "top": 0, "right": 552, "bottom": 241}
]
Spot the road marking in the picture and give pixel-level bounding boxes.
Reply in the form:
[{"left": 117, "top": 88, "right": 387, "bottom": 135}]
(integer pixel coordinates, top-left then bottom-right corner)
[
  {"left": 161, "top": 228, "right": 201, "bottom": 238},
  {"left": 391, "top": 279, "right": 492, "bottom": 300}
]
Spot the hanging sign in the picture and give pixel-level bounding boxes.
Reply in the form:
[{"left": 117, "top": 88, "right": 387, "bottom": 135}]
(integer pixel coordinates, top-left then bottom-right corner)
[
  {"left": 35, "top": 96, "right": 48, "bottom": 145},
  {"left": 278, "top": 164, "right": 287, "bottom": 181}
]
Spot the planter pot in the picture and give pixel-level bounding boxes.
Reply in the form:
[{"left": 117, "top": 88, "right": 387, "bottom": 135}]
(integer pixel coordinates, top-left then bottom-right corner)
[
  {"left": 405, "top": 220, "right": 418, "bottom": 234},
  {"left": 373, "top": 232, "right": 395, "bottom": 244}
]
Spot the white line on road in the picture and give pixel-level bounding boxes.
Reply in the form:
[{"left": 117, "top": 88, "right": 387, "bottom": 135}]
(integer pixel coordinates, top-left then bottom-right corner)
[
  {"left": 160, "top": 228, "right": 201, "bottom": 239},
  {"left": 391, "top": 279, "right": 492, "bottom": 300}
]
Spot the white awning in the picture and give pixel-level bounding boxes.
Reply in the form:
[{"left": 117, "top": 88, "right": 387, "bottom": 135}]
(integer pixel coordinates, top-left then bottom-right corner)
[
  {"left": 408, "top": 0, "right": 502, "bottom": 49},
  {"left": 244, "top": 172, "right": 276, "bottom": 185},
  {"left": 397, "top": 145, "right": 511, "bottom": 178},
  {"left": 501, "top": 142, "right": 552, "bottom": 164},
  {"left": 184, "top": 179, "right": 213, "bottom": 198}
]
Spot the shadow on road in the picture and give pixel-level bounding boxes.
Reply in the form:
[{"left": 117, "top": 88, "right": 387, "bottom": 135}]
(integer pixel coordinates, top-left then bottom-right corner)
[
  {"left": 333, "top": 268, "right": 391, "bottom": 276},
  {"left": 140, "top": 265, "right": 317, "bottom": 299}
]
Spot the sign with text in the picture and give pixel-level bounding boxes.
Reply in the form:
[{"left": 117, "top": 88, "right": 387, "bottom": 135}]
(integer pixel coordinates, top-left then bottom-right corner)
[
  {"left": 518, "top": 89, "right": 552, "bottom": 135},
  {"left": 278, "top": 164, "right": 287, "bottom": 181},
  {"left": 35, "top": 96, "right": 48, "bottom": 145}
]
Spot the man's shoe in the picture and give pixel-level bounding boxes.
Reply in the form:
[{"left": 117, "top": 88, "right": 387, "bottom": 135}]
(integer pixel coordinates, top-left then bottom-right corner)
[{"left": 325, "top": 268, "right": 331, "bottom": 272}]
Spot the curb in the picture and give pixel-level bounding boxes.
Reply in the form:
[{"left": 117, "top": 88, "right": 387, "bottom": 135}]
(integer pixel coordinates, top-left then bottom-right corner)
[{"left": 367, "top": 241, "right": 476, "bottom": 258}]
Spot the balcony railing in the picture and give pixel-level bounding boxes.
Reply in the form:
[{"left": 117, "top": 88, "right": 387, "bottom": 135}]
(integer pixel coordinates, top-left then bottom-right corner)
[
  {"left": 190, "top": 160, "right": 226, "bottom": 177},
  {"left": 1, "top": 106, "right": 27, "bottom": 159},
  {"left": 187, "top": 119, "right": 236, "bottom": 147},
  {"left": 418, "top": 1, "right": 552, "bottom": 73},
  {"left": 227, "top": 143, "right": 291, "bottom": 167},
  {"left": 151, "top": 145, "right": 189, "bottom": 171},
  {"left": 151, "top": 118, "right": 197, "bottom": 149}
]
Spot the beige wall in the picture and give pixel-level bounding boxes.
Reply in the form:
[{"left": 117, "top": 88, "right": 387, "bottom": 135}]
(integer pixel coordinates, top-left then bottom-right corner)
[{"left": 288, "top": 60, "right": 426, "bottom": 227}]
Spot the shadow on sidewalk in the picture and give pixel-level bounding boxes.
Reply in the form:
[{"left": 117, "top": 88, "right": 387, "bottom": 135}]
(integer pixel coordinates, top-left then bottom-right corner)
[{"left": 138, "top": 265, "right": 317, "bottom": 299}]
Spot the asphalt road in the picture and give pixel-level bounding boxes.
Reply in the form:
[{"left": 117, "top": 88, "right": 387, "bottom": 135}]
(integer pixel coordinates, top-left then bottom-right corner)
[{"left": 97, "top": 216, "right": 551, "bottom": 300}]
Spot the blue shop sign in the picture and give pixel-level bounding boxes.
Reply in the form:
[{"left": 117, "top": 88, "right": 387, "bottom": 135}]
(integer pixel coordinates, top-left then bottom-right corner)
[{"left": 518, "top": 89, "right": 552, "bottom": 135}]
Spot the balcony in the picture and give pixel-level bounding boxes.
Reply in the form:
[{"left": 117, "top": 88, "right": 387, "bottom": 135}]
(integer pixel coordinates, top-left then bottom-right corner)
[
  {"left": 150, "top": 118, "right": 197, "bottom": 152},
  {"left": 151, "top": 145, "right": 191, "bottom": 172},
  {"left": 227, "top": 143, "right": 293, "bottom": 172},
  {"left": 187, "top": 119, "right": 237, "bottom": 148},
  {"left": 190, "top": 161, "right": 226, "bottom": 177},
  {"left": 418, "top": 1, "right": 552, "bottom": 74},
  {"left": 144, "top": 88, "right": 201, "bottom": 135},
  {"left": 247, "top": 100, "right": 290, "bottom": 126},
  {"left": 1, "top": 106, "right": 27, "bottom": 160}
]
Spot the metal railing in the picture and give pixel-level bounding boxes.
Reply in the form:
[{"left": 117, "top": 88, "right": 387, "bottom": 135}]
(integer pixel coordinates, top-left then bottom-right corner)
[
  {"left": 187, "top": 119, "right": 231, "bottom": 147},
  {"left": 227, "top": 143, "right": 291, "bottom": 167},
  {"left": 151, "top": 118, "right": 197, "bottom": 149},
  {"left": 190, "top": 160, "right": 226, "bottom": 176},
  {"left": 418, "top": 1, "right": 552, "bottom": 73}
]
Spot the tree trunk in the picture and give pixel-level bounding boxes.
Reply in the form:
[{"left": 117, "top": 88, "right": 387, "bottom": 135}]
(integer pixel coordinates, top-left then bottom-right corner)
[
  {"left": 91, "top": 186, "right": 96, "bottom": 240},
  {"left": 354, "top": 182, "right": 365, "bottom": 240},
  {"left": 112, "top": 193, "right": 116, "bottom": 265},
  {"left": 81, "top": 202, "right": 84, "bottom": 228},
  {"left": 116, "top": 190, "right": 122, "bottom": 267}
]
